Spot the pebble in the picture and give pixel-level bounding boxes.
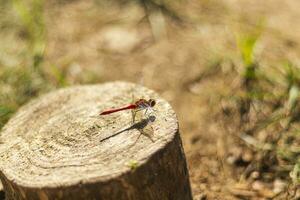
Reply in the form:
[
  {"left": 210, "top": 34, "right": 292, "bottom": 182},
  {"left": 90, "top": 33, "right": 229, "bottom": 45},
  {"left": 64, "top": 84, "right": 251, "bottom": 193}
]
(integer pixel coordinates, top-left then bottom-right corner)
[
  {"left": 273, "top": 179, "right": 286, "bottom": 194},
  {"left": 252, "top": 181, "right": 264, "bottom": 191}
]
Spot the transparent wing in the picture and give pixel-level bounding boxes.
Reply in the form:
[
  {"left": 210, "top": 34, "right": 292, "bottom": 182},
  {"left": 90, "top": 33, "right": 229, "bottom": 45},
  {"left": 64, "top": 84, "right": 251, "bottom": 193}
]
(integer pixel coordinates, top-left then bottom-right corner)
[
  {"left": 132, "top": 108, "right": 155, "bottom": 143},
  {"left": 130, "top": 76, "right": 155, "bottom": 142},
  {"left": 139, "top": 121, "right": 154, "bottom": 142}
]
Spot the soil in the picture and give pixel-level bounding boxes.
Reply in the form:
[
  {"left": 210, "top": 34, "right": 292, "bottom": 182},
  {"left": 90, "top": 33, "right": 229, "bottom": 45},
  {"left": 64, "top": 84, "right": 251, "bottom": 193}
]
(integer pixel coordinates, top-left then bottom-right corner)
[
  {"left": 44, "top": 0, "right": 300, "bottom": 199},
  {"left": 3, "top": 0, "right": 300, "bottom": 199}
]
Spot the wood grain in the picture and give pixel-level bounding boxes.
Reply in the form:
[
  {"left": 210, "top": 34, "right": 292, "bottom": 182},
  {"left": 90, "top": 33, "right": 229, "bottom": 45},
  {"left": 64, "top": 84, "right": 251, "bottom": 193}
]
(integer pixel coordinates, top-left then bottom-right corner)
[{"left": 0, "top": 81, "right": 192, "bottom": 200}]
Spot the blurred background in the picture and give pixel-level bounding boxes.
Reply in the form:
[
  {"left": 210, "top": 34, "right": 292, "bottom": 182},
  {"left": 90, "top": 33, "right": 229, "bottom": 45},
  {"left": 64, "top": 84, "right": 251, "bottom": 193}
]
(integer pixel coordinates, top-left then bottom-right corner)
[{"left": 0, "top": 0, "right": 299, "bottom": 199}]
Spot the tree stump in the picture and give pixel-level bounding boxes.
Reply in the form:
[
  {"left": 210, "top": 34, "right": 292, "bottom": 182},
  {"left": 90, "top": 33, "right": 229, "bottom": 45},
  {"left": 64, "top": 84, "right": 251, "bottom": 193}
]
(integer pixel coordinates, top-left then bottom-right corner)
[
  {"left": 0, "top": 182, "right": 4, "bottom": 200},
  {"left": 0, "top": 81, "right": 192, "bottom": 200}
]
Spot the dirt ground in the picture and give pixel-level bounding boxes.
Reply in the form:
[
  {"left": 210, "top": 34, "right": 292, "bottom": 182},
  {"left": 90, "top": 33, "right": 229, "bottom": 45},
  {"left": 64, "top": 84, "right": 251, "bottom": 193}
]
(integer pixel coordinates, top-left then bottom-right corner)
[
  {"left": 1, "top": 0, "right": 300, "bottom": 199},
  {"left": 45, "top": 0, "right": 300, "bottom": 199}
]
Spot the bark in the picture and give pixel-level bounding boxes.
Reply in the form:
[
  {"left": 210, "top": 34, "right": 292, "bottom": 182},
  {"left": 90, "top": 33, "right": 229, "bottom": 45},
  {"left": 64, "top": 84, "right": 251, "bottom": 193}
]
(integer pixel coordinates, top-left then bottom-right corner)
[
  {"left": 0, "top": 82, "right": 192, "bottom": 200},
  {"left": 0, "top": 182, "right": 4, "bottom": 200}
]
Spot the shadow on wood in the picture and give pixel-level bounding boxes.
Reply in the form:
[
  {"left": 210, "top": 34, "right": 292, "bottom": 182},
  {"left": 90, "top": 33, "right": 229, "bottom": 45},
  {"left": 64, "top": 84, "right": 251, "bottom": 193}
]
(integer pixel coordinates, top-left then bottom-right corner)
[{"left": 0, "top": 81, "right": 192, "bottom": 200}]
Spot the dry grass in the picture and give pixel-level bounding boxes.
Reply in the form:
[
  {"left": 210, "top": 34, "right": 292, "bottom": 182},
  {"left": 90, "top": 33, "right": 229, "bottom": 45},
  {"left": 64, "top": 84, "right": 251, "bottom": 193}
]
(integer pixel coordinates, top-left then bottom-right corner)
[{"left": 0, "top": 0, "right": 299, "bottom": 199}]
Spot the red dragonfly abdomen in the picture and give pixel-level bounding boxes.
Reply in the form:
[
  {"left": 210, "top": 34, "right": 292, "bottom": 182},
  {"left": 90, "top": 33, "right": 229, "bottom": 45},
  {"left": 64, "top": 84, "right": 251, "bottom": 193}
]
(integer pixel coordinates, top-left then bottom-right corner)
[{"left": 100, "top": 104, "right": 137, "bottom": 115}]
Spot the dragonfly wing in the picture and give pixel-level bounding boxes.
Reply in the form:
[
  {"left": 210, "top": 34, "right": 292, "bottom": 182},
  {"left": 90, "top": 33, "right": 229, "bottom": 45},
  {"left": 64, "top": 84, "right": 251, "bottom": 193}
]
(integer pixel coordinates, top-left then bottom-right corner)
[
  {"left": 132, "top": 108, "right": 144, "bottom": 123},
  {"left": 138, "top": 110, "right": 155, "bottom": 142},
  {"left": 132, "top": 108, "right": 155, "bottom": 142},
  {"left": 131, "top": 109, "right": 137, "bottom": 124},
  {"left": 139, "top": 124, "right": 154, "bottom": 142}
]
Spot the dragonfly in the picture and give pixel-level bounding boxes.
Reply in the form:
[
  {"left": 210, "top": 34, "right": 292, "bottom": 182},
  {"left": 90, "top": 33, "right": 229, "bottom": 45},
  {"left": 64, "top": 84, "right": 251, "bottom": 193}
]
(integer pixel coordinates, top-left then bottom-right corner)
[
  {"left": 99, "top": 98, "right": 157, "bottom": 143},
  {"left": 100, "top": 98, "right": 156, "bottom": 123}
]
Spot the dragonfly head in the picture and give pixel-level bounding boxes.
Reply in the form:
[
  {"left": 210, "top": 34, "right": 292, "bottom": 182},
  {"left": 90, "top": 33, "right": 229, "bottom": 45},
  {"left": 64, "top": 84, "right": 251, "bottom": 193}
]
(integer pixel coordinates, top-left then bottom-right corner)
[{"left": 149, "top": 99, "right": 156, "bottom": 107}]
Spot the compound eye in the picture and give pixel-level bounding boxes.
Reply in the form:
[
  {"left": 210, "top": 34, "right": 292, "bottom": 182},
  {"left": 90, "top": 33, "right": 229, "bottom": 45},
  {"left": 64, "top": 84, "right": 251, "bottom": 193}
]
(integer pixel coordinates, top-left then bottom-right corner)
[{"left": 150, "top": 99, "right": 156, "bottom": 107}]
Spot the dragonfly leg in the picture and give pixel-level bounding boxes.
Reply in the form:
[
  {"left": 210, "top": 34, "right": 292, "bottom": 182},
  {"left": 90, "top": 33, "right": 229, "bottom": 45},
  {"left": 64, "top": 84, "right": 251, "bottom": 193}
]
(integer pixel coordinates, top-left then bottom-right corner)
[
  {"left": 144, "top": 108, "right": 148, "bottom": 116},
  {"left": 131, "top": 110, "right": 136, "bottom": 124},
  {"left": 133, "top": 132, "right": 143, "bottom": 145}
]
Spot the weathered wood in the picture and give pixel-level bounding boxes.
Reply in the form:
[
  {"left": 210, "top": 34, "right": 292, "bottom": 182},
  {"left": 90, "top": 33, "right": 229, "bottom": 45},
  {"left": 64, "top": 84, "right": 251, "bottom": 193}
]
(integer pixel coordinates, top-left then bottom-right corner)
[
  {"left": 0, "top": 81, "right": 192, "bottom": 200},
  {"left": 0, "top": 182, "right": 4, "bottom": 200}
]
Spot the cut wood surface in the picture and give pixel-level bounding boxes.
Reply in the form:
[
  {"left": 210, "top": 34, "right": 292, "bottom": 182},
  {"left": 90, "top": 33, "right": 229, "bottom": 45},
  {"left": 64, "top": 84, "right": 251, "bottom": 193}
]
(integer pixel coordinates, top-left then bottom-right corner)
[{"left": 0, "top": 82, "right": 192, "bottom": 200}]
